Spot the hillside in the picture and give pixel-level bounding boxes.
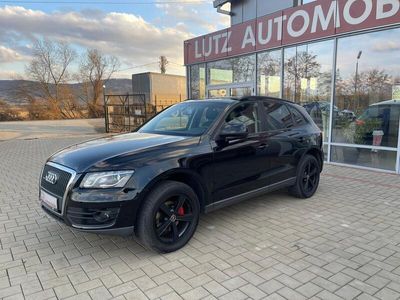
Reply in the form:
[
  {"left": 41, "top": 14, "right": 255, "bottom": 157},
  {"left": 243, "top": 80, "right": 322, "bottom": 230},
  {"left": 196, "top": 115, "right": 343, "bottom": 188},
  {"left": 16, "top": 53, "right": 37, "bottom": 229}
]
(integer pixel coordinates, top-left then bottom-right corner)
[{"left": 0, "top": 78, "right": 133, "bottom": 105}]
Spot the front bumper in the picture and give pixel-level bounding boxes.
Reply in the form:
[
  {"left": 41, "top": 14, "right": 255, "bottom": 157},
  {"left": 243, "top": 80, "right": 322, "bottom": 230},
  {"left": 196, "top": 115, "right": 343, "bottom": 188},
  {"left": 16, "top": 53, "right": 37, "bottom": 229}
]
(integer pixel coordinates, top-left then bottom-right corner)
[
  {"left": 40, "top": 162, "right": 140, "bottom": 236},
  {"left": 41, "top": 205, "right": 135, "bottom": 235}
]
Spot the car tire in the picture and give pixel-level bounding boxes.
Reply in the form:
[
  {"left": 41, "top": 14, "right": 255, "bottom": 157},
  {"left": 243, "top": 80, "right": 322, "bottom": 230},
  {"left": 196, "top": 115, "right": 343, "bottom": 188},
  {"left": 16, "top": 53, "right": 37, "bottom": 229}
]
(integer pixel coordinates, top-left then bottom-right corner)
[
  {"left": 136, "top": 181, "right": 200, "bottom": 253},
  {"left": 289, "top": 154, "right": 320, "bottom": 199}
]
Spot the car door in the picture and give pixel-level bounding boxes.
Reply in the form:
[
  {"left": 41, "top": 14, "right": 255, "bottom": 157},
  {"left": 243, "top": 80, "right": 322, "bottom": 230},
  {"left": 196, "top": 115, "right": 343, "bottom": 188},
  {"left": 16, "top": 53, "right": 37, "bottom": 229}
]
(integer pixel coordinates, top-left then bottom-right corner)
[
  {"left": 210, "top": 101, "right": 269, "bottom": 201},
  {"left": 260, "top": 101, "right": 299, "bottom": 185}
]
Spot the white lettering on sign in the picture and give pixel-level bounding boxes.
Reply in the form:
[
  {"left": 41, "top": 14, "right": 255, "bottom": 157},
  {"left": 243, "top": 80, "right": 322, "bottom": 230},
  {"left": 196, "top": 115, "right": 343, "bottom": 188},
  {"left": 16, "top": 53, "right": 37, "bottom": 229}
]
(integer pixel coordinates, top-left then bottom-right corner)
[
  {"left": 258, "top": 19, "right": 273, "bottom": 45},
  {"left": 242, "top": 25, "right": 256, "bottom": 49},
  {"left": 311, "top": 1, "right": 337, "bottom": 33},
  {"left": 222, "top": 31, "right": 232, "bottom": 53},
  {"left": 376, "top": 0, "right": 399, "bottom": 19},
  {"left": 195, "top": 39, "right": 202, "bottom": 59},
  {"left": 343, "top": 0, "right": 373, "bottom": 25},
  {"left": 274, "top": 15, "right": 287, "bottom": 41},
  {"left": 212, "top": 34, "right": 222, "bottom": 55},
  {"left": 185, "top": 0, "right": 400, "bottom": 64},
  {"left": 194, "top": 31, "right": 232, "bottom": 58},
  {"left": 288, "top": 10, "right": 310, "bottom": 37}
]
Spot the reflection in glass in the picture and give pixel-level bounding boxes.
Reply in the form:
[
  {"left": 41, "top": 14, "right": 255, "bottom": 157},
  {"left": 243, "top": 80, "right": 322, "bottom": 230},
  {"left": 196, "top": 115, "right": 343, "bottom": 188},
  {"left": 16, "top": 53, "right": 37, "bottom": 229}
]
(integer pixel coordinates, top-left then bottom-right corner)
[
  {"left": 190, "top": 64, "right": 205, "bottom": 99},
  {"left": 333, "top": 28, "right": 400, "bottom": 149},
  {"left": 230, "top": 87, "right": 252, "bottom": 97},
  {"left": 208, "top": 88, "right": 228, "bottom": 98},
  {"left": 331, "top": 146, "right": 397, "bottom": 171},
  {"left": 207, "top": 55, "right": 256, "bottom": 86},
  {"left": 283, "top": 40, "right": 334, "bottom": 142},
  {"left": 257, "top": 50, "right": 282, "bottom": 97}
]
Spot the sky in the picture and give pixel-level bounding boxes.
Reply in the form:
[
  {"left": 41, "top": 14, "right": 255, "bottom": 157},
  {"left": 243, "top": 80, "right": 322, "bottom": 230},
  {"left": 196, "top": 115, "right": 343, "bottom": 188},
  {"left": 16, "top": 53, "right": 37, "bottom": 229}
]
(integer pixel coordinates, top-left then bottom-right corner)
[{"left": 0, "top": 0, "right": 230, "bottom": 80}]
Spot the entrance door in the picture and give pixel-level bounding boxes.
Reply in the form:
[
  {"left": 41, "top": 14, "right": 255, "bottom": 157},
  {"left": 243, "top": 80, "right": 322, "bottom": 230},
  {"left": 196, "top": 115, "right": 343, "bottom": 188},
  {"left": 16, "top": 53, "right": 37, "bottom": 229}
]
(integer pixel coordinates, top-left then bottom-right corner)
[{"left": 207, "top": 83, "right": 254, "bottom": 99}]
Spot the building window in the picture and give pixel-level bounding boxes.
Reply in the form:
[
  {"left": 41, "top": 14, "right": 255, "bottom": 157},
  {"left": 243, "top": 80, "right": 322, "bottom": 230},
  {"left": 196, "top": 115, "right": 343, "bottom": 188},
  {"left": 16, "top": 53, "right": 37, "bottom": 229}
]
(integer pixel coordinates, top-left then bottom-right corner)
[
  {"left": 257, "top": 49, "right": 282, "bottom": 98},
  {"left": 190, "top": 64, "right": 205, "bottom": 99},
  {"left": 331, "top": 28, "right": 400, "bottom": 171},
  {"left": 283, "top": 40, "right": 334, "bottom": 142},
  {"left": 207, "top": 55, "right": 256, "bottom": 86}
]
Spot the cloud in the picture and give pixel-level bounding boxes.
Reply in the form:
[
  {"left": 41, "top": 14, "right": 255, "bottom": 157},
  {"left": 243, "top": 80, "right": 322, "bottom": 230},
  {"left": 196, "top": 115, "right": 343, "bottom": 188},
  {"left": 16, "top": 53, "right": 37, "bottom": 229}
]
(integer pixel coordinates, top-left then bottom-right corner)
[
  {"left": 156, "top": 1, "right": 230, "bottom": 33},
  {"left": 0, "top": 45, "right": 29, "bottom": 63},
  {"left": 0, "top": 70, "right": 20, "bottom": 80},
  {"left": 0, "top": 5, "right": 197, "bottom": 77},
  {"left": 373, "top": 41, "right": 400, "bottom": 52}
]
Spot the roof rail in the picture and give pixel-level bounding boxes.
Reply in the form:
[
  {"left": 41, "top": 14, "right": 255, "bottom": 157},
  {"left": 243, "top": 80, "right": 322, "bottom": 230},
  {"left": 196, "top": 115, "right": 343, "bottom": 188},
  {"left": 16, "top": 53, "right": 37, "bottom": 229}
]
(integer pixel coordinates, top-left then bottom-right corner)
[{"left": 239, "top": 96, "right": 294, "bottom": 104}]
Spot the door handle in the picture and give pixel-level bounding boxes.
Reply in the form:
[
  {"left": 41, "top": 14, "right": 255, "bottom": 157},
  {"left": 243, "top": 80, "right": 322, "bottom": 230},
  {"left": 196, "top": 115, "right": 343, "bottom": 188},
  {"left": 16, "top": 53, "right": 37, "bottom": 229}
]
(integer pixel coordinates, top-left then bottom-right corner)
[{"left": 258, "top": 143, "right": 268, "bottom": 150}]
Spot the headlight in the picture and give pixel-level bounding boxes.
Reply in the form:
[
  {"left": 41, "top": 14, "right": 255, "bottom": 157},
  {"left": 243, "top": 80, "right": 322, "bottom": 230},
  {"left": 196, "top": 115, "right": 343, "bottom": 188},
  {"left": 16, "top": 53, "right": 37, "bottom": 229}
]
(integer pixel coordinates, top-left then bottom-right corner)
[{"left": 80, "top": 171, "right": 134, "bottom": 189}]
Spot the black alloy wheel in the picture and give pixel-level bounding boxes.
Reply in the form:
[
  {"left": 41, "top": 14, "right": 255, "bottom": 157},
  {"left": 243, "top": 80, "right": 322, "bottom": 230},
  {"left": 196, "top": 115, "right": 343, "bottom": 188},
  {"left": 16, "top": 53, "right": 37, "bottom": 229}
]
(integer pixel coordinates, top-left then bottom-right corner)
[
  {"left": 136, "top": 181, "right": 200, "bottom": 253},
  {"left": 289, "top": 154, "right": 320, "bottom": 198},
  {"left": 302, "top": 159, "right": 319, "bottom": 195},
  {"left": 155, "top": 195, "right": 194, "bottom": 244}
]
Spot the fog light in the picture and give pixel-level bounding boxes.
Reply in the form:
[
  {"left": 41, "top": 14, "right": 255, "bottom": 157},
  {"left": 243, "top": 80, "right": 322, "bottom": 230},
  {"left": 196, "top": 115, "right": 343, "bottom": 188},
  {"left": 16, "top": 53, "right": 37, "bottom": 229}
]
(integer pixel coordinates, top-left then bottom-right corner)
[{"left": 94, "top": 210, "right": 111, "bottom": 223}]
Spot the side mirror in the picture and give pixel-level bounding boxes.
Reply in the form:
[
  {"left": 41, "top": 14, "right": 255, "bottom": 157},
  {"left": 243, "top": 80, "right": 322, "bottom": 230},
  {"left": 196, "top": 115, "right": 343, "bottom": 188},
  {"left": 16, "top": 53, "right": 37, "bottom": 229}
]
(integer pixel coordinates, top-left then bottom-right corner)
[{"left": 218, "top": 123, "right": 248, "bottom": 141}]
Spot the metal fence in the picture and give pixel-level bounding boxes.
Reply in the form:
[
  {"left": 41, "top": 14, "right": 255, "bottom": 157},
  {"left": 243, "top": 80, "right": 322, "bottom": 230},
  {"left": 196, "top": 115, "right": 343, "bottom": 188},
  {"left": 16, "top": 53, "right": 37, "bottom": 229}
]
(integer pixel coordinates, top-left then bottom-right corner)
[{"left": 104, "top": 94, "right": 182, "bottom": 133}]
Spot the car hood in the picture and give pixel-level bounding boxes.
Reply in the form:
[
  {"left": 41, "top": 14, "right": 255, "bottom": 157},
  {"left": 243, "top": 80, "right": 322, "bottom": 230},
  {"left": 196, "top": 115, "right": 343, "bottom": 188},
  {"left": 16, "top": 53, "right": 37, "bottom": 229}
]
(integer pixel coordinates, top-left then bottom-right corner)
[{"left": 49, "top": 132, "right": 195, "bottom": 173}]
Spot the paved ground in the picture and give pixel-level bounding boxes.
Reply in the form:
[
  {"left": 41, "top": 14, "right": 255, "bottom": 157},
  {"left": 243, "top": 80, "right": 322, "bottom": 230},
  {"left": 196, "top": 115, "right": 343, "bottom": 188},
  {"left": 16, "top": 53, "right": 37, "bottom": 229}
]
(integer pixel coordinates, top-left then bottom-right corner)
[
  {"left": 1, "top": 136, "right": 400, "bottom": 300},
  {"left": 0, "top": 119, "right": 105, "bottom": 141}
]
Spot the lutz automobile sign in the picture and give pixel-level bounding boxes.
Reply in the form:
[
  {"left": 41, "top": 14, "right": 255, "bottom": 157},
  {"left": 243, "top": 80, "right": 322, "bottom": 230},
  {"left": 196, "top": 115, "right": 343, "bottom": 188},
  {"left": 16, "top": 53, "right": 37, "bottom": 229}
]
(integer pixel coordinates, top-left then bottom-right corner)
[{"left": 184, "top": 0, "right": 400, "bottom": 65}]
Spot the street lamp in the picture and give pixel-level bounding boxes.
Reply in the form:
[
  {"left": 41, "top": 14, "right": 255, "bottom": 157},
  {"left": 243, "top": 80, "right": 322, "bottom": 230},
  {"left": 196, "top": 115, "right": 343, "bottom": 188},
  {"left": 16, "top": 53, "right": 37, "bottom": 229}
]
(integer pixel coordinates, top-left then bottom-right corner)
[
  {"left": 355, "top": 51, "right": 362, "bottom": 112},
  {"left": 103, "top": 85, "right": 108, "bottom": 133}
]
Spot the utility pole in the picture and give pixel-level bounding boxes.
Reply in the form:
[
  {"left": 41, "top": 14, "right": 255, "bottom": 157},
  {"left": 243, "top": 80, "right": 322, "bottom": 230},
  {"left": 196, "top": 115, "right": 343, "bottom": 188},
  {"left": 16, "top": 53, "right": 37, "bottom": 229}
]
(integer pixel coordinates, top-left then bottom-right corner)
[
  {"left": 103, "top": 85, "right": 108, "bottom": 133},
  {"left": 159, "top": 56, "right": 169, "bottom": 74}
]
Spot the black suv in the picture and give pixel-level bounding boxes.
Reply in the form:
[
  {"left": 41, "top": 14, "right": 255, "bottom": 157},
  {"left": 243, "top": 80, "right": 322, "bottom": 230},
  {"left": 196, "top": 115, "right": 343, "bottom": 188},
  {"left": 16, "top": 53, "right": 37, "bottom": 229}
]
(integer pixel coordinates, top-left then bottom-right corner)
[{"left": 40, "top": 97, "right": 323, "bottom": 252}]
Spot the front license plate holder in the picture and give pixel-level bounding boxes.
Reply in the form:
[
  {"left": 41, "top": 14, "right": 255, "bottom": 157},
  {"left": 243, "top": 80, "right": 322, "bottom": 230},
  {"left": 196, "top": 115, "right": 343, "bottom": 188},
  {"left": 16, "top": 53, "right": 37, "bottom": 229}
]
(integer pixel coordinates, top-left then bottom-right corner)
[{"left": 40, "top": 190, "right": 58, "bottom": 210}]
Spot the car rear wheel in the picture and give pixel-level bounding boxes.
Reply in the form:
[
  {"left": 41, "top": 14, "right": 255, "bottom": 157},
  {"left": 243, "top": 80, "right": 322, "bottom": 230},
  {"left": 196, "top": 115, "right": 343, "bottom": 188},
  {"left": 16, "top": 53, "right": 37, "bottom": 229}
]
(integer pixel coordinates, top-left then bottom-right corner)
[
  {"left": 289, "top": 154, "right": 320, "bottom": 199},
  {"left": 136, "top": 181, "right": 200, "bottom": 253}
]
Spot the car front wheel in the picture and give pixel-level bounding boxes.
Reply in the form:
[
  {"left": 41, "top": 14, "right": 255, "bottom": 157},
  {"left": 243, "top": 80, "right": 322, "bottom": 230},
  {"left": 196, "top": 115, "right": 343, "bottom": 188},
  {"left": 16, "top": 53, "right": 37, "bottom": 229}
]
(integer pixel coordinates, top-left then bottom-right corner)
[
  {"left": 136, "top": 181, "right": 200, "bottom": 253},
  {"left": 289, "top": 154, "right": 320, "bottom": 199}
]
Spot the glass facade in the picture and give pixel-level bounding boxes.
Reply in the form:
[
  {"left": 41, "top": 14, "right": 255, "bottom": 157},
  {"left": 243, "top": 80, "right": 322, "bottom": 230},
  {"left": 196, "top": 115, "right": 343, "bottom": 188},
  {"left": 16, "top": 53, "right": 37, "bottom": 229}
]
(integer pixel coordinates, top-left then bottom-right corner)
[
  {"left": 190, "top": 64, "right": 205, "bottom": 100},
  {"left": 207, "top": 55, "right": 256, "bottom": 86},
  {"left": 257, "top": 50, "right": 282, "bottom": 98},
  {"left": 284, "top": 40, "right": 334, "bottom": 142},
  {"left": 188, "top": 26, "right": 400, "bottom": 173}
]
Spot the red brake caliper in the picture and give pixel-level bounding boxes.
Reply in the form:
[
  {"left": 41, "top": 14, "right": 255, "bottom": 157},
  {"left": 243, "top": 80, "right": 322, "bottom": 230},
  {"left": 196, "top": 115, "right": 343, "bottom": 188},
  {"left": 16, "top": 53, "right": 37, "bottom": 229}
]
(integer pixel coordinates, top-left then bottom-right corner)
[{"left": 177, "top": 206, "right": 185, "bottom": 216}]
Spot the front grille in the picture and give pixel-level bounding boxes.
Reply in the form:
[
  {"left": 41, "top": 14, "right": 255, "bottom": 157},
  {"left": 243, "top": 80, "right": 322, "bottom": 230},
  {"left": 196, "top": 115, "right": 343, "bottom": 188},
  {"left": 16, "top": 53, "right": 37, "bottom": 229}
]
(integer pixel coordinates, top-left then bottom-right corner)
[{"left": 40, "top": 164, "right": 72, "bottom": 198}]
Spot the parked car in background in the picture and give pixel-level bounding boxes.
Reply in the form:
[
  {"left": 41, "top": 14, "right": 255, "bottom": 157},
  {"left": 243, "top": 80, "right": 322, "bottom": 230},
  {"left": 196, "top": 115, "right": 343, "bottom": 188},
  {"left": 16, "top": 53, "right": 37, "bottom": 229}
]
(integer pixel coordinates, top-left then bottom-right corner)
[
  {"left": 355, "top": 99, "right": 400, "bottom": 147},
  {"left": 39, "top": 96, "right": 323, "bottom": 253},
  {"left": 340, "top": 109, "right": 357, "bottom": 122}
]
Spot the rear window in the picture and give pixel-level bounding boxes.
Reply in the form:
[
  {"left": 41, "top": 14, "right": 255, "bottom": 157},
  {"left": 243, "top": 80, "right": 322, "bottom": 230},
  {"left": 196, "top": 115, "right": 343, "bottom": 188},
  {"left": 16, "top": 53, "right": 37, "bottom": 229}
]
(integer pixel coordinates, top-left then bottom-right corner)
[
  {"left": 263, "top": 102, "right": 294, "bottom": 131},
  {"left": 288, "top": 106, "right": 307, "bottom": 125}
]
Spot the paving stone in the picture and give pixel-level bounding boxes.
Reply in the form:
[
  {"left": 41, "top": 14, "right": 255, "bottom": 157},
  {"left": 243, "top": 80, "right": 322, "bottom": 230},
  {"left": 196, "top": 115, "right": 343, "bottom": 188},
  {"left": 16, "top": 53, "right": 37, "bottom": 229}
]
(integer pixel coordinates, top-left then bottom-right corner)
[
  {"left": 335, "top": 284, "right": 363, "bottom": 299},
  {"left": 54, "top": 283, "right": 77, "bottom": 299},
  {"left": 88, "top": 286, "right": 113, "bottom": 300},
  {"left": 296, "top": 282, "right": 323, "bottom": 298},
  {"left": 374, "top": 287, "right": 400, "bottom": 300},
  {"left": 1, "top": 137, "right": 400, "bottom": 300}
]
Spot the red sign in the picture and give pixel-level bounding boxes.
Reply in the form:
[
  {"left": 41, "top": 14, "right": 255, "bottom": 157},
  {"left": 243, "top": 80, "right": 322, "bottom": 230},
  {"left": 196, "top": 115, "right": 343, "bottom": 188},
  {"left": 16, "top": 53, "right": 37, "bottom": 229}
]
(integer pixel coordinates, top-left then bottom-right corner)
[{"left": 184, "top": 0, "right": 400, "bottom": 65}]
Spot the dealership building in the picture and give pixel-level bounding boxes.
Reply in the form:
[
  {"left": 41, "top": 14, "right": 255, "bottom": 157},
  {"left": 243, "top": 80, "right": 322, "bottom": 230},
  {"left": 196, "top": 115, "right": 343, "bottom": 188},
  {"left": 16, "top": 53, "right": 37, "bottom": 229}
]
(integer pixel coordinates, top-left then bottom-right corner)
[{"left": 184, "top": 0, "right": 400, "bottom": 174}]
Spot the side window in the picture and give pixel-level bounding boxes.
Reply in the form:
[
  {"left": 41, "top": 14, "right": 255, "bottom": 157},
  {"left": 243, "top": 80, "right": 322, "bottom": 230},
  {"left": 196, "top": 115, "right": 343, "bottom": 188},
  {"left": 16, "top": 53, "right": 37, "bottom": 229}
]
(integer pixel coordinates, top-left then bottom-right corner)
[
  {"left": 288, "top": 106, "right": 307, "bottom": 125},
  {"left": 263, "top": 102, "right": 294, "bottom": 131},
  {"left": 224, "top": 103, "right": 260, "bottom": 134}
]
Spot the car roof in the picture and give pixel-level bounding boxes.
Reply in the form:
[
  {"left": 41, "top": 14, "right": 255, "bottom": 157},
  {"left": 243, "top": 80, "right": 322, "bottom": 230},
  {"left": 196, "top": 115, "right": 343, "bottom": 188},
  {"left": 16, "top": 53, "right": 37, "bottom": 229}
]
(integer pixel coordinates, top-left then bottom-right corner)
[
  {"left": 185, "top": 96, "right": 295, "bottom": 105},
  {"left": 184, "top": 98, "right": 237, "bottom": 104},
  {"left": 370, "top": 99, "right": 400, "bottom": 106}
]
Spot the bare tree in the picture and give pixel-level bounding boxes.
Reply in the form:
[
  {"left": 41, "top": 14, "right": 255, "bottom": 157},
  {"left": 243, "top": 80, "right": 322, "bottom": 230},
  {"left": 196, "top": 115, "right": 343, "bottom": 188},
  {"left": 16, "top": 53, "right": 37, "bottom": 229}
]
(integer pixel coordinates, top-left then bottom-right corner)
[
  {"left": 25, "top": 39, "right": 79, "bottom": 119},
  {"left": 159, "top": 56, "right": 168, "bottom": 74},
  {"left": 79, "top": 49, "right": 120, "bottom": 118},
  {"left": 0, "top": 99, "right": 21, "bottom": 121}
]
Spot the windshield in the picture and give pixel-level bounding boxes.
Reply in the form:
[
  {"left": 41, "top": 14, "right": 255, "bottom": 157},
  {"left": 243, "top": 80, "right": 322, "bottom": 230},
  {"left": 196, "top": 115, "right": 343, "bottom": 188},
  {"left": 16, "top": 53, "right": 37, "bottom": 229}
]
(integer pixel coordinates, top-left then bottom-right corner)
[{"left": 138, "top": 101, "right": 229, "bottom": 136}]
